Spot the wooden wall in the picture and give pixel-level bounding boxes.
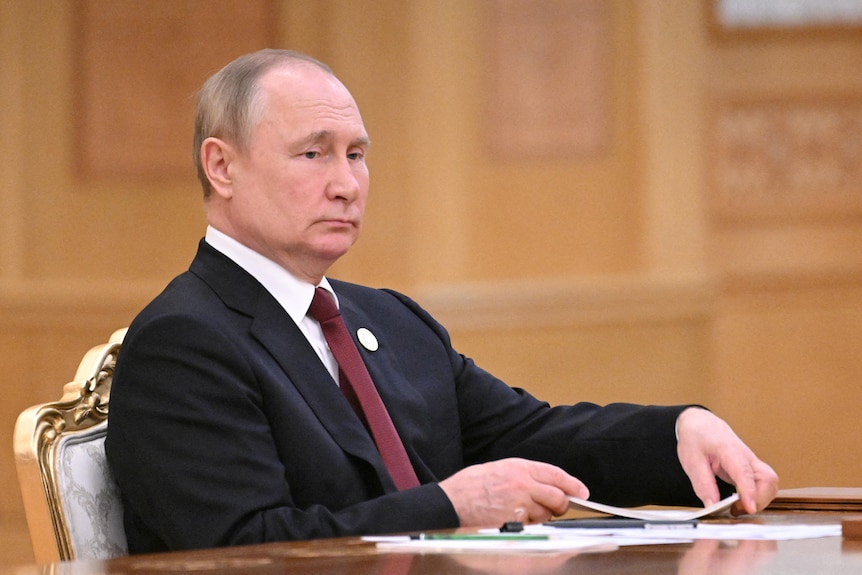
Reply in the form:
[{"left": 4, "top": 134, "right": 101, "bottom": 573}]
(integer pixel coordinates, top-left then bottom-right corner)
[{"left": 2, "top": 0, "right": 862, "bottom": 565}]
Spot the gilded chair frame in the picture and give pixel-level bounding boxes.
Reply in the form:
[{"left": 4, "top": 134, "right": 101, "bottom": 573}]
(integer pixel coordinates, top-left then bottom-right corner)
[{"left": 14, "top": 328, "right": 127, "bottom": 563}]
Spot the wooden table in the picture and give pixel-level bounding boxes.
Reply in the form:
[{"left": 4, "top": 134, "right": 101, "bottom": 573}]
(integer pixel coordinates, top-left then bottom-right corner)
[{"left": 11, "top": 511, "right": 862, "bottom": 575}]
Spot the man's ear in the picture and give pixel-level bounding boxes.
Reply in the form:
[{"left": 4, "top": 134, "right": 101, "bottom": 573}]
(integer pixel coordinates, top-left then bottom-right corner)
[{"left": 200, "top": 137, "right": 236, "bottom": 199}]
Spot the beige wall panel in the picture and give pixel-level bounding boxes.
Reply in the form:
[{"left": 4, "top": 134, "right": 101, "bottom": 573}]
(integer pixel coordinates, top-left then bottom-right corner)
[
  {"left": 317, "top": 0, "right": 416, "bottom": 289},
  {"left": 468, "top": 0, "right": 641, "bottom": 280},
  {"left": 417, "top": 273, "right": 714, "bottom": 410},
  {"left": 0, "top": 333, "right": 35, "bottom": 523},
  {"left": 637, "top": 0, "right": 710, "bottom": 275},
  {"left": 0, "top": 1, "right": 26, "bottom": 280},
  {"left": 330, "top": 0, "right": 642, "bottom": 285},
  {"left": 711, "top": 284, "right": 862, "bottom": 488},
  {"left": 15, "top": 3, "right": 207, "bottom": 283},
  {"left": 709, "top": 38, "right": 862, "bottom": 95},
  {"left": 394, "top": 0, "right": 483, "bottom": 285},
  {"left": 451, "top": 318, "right": 711, "bottom": 410},
  {"left": 704, "top": 0, "right": 862, "bottom": 489},
  {"left": 0, "top": 521, "right": 32, "bottom": 566},
  {"left": 469, "top": 159, "right": 640, "bottom": 278},
  {"left": 714, "top": 224, "right": 862, "bottom": 279}
]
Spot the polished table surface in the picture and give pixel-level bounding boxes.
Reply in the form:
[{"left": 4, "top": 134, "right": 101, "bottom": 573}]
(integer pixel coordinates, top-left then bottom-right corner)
[{"left": 11, "top": 511, "right": 862, "bottom": 575}]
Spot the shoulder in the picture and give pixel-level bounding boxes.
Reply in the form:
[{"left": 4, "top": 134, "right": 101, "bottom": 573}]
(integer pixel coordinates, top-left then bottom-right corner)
[
  {"left": 135, "top": 271, "right": 221, "bottom": 324},
  {"left": 124, "top": 266, "right": 254, "bottom": 357},
  {"left": 328, "top": 279, "right": 431, "bottom": 320},
  {"left": 328, "top": 279, "right": 455, "bottom": 349}
]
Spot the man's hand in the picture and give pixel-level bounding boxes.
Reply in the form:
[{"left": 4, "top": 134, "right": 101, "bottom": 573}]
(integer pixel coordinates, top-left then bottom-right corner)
[
  {"left": 438, "top": 458, "right": 589, "bottom": 526},
  {"left": 676, "top": 408, "right": 779, "bottom": 515}
]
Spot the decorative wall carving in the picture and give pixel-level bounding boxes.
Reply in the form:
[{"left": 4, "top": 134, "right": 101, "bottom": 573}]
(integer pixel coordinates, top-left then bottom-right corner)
[
  {"left": 74, "top": 0, "right": 276, "bottom": 181},
  {"left": 485, "top": 0, "right": 609, "bottom": 160},
  {"left": 710, "top": 98, "right": 862, "bottom": 221}
]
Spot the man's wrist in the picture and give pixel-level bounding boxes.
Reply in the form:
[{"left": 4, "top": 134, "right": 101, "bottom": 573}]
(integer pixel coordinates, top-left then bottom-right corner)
[{"left": 675, "top": 406, "right": 708, "bottom": 441}]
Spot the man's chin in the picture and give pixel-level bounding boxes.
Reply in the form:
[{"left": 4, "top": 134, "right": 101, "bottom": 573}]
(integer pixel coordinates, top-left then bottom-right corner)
[{"left": 314, "top": 238, "right": 357, "bottom": 264}]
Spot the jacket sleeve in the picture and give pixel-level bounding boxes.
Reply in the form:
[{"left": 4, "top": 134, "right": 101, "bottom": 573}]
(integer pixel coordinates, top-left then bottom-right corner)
[{"left": 383, "top": 289, "right": 729, "bottom": 508}]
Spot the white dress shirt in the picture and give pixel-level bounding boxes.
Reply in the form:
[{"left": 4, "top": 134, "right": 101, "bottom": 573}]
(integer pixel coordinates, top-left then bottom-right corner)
[{"left": 204, "top": 226, "right": 340, "bottom": 383}]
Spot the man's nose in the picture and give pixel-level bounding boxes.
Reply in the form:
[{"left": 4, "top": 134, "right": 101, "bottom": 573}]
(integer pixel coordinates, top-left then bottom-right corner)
[{"left": 328, "top": 159, "right": 362, "bottom": 201}]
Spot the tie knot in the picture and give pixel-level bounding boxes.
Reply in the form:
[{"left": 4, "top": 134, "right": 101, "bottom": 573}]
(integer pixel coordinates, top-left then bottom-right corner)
[{"left": 308, "top": 287, "right": 340, "bottom": 323}]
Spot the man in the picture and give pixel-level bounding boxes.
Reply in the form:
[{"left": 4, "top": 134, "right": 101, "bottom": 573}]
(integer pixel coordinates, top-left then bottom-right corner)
[{"left": 105, "top": 49, "right": 777, "bottom": 554}]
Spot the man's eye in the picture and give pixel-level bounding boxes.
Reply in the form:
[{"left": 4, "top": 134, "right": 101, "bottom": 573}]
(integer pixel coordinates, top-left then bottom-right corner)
[
  {"left": 347, "top": 152, "right": 363, "bottom": 161},
  {"left": 303, "top": 151, "right": 319, "bottom": 159}
]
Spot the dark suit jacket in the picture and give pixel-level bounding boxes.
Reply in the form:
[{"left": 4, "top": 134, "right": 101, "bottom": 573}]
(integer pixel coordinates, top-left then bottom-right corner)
[{"left": 105, "top": 240, "right": 709, "bottom": 554}]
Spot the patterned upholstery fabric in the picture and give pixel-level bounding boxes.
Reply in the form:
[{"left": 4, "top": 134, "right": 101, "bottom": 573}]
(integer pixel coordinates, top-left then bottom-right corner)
[{"left": 55, "top": 425, "right": 128, "bottom": 559}]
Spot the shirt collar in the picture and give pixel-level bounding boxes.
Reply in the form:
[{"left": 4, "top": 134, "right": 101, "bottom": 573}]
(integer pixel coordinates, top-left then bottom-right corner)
[{"left": 204, "top": 225, "right": 337, "bottom": 324}]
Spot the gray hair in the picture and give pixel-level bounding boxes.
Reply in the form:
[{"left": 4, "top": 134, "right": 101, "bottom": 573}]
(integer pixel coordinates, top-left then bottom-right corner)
[{"left": 193, "top": 49, "right": 333, "bottom": 198}]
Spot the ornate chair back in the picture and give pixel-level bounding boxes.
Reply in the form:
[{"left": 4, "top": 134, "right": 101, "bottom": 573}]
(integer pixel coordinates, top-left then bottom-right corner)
[{"left": 14, "top": 328, "right": 128, "bottom": 563}]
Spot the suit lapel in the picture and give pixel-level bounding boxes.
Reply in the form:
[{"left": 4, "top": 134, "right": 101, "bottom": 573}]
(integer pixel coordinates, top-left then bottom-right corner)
[
  {"left": 189, "top": 241, "right": 397, "bottom": 490},
  {"left": 249, "top": 297, "right": 391, "bottom": 471}
]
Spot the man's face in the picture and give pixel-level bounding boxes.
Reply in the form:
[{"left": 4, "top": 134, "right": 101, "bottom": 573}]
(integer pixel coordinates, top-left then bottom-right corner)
[{"left": 214, "top": 64, "right": 370, "bottom": 283}]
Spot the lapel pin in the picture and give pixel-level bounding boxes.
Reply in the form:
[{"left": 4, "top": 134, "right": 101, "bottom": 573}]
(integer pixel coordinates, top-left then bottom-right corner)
[{"left": 357, "top": 328, "right": 379, "bottom": 352}]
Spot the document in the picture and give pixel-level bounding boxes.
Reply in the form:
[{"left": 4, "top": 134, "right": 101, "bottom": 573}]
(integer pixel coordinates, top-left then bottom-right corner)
[
  {"left": 525, "top": 521, "right": 842, "bottom": 541},
  {"left": 370, "top": 535, "right": 619, "bottom": 554},
  {"left": 366, "top": 512, "right": 841, "bottom": 555},
  {"left": 566, "top": 493, "right": 740, "bottom": 520}
]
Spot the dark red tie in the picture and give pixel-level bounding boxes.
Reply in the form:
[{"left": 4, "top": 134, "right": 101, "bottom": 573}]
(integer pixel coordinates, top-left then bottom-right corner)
[{"left": 308, "top": 287, "right": 420, "bottom": 490}]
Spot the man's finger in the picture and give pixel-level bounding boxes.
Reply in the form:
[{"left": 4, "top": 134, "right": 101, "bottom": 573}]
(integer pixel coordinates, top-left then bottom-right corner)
[
  {"left": 680, "top": 454, "right": 721, "bottom": 508},
  {"left": 714, "top": 454, "right": 758, "bottom": 513}
]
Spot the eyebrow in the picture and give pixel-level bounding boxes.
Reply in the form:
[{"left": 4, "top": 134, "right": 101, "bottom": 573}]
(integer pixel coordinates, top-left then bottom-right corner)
[{"left": 298, "top": 130, "right": 371, "bottom": 149}]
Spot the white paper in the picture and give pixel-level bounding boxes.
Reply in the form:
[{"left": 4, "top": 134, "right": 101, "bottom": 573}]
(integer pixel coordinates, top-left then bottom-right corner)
[
  {"left": 373, "top": 537, "right": 618, "bottom": 554},
  {"left": 567, "top": 493, "right": 740, "bottom": 520},
  {"left": 520, "top": 521, "right": 842, "bottom": 541},
  {"left": 369, "top": 518, "right": 842, "bottom": 555}
]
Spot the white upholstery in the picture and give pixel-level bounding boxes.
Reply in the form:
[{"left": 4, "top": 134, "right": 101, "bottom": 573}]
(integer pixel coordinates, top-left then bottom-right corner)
[{"left": 54, "top": 425, "right": 127, "bottom": 560}]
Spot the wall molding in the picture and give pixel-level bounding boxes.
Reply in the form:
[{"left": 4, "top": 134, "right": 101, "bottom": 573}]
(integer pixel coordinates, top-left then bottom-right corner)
[
  {"left": 6, "top": 267, "right": 861, "bottom": 334},
  {"left": 0, "top": 275, "right": 716, "bottom": 334},
  {"left": 718, "top": 263, "right": 862, "bottom": 296},
  {"left": 0, "top": 280, "right": 163, "bottom": 330},
  {"left": 414, "top": 274, "right": 716, "bottom": 332}
]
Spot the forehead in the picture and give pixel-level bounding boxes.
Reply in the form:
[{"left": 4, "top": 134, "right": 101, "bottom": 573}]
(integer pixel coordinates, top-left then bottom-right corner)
[{"left": 256, "top": 64, "right": 366, "bottom": 134}]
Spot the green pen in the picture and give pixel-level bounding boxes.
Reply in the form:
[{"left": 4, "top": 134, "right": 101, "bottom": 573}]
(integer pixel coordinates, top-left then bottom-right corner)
[{"left": 409, "top": 533, "right": 549, "bottom": 541}]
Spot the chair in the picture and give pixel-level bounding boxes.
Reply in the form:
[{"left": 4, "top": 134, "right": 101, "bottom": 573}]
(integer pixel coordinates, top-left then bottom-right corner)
[{"left": 14, "top": 328, "right": 129, "bottom": 563}]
